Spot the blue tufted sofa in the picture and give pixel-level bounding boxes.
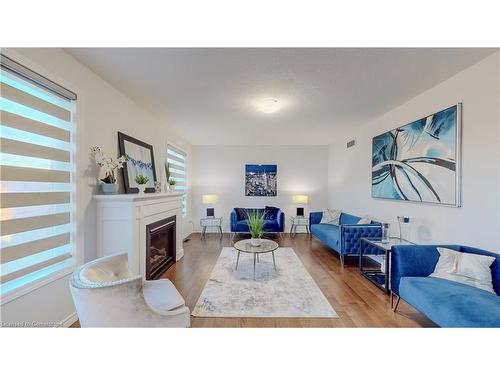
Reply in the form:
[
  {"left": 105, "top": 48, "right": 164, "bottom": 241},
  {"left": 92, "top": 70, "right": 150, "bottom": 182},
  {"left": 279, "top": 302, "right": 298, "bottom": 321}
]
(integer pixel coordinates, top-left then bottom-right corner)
[
  {"left": 230, "top": 208, "right": 284, "bottom": 236},
  {"left": 309, "top": 212, "right": 382, "bottom": 266},
  {"left": 391, "top": 244, "right": 500, "bottom": 327}
]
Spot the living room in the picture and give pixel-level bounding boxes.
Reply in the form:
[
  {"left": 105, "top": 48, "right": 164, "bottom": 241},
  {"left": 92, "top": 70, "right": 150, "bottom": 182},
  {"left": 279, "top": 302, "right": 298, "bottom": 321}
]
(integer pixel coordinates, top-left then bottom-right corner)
[{"left": 1, "top": 2, "right": 499, "bottom": 374}]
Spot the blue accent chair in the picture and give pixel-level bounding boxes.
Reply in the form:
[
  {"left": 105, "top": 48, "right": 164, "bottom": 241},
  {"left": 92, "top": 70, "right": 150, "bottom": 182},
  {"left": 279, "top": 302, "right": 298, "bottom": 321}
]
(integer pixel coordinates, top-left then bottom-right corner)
[
  {"left": 309, "top": 212, "right": 382, "bottom": 267},
  {"left": 391, "top": 244, "right": 500, "bottom": 327},
  {"left": 230, "top": 208, "right": 284, "bottom": 237}
]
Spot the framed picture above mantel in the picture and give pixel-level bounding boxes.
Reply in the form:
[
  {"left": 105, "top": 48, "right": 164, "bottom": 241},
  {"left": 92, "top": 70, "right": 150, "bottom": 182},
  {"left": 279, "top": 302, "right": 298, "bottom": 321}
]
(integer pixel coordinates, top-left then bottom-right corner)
[
  {"left": 118, "top": 132, "right": 157, "bottom": 194},
  {"left": 371, "top": 104, "right": 462, "bottom": 207}
]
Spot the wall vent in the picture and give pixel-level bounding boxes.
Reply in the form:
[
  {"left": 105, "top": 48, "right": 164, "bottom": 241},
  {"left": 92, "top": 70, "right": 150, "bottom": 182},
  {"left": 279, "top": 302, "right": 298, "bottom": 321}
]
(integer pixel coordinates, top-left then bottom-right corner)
[{"left": 346, "top": 139, "right": 356, "bottom": 149}]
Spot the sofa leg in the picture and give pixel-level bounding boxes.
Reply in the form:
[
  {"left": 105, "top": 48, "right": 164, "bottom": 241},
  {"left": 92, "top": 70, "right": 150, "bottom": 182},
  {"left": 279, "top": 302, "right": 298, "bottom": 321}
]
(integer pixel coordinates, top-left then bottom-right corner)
[
  {"left": 340, "top": 254, "right": 345, "bottom": 268},
  {"left": 392, "top": 293, "right": 401, "bottom": 312}
]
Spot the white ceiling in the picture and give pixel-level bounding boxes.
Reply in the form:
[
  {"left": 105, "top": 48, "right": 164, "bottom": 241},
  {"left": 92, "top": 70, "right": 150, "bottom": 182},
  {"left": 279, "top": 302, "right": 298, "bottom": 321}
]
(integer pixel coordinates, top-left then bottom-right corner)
[{"left": 67, "top": 48, "right": 497, "bottom": 145}]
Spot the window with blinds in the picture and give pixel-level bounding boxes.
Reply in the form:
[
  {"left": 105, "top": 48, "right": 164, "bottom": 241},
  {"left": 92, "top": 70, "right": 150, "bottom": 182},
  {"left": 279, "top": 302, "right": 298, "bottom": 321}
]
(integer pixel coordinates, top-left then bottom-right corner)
[
  {"left": 166, "top": 144, "right": 187, "bottom": 217},
  {"left": 0, "top": 55, "right": 77, "bottom": 298}
]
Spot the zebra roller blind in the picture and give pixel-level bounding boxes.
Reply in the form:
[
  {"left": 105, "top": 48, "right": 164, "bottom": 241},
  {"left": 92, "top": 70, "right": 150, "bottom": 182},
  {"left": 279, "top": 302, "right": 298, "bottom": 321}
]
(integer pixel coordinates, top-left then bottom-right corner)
[
  {"left": 166, "top": 144, "right": 187, "bottom": 216},
  {"left": 0, "top": 56, "right": 77, "bottom": 297}
]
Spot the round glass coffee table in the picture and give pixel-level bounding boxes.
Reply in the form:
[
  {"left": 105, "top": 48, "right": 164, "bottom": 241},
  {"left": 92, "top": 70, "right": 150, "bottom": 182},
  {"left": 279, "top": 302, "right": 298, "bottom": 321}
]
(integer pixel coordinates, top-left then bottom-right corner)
[{"left": 233, "top": 239, "right": 279, "bottom": 279}]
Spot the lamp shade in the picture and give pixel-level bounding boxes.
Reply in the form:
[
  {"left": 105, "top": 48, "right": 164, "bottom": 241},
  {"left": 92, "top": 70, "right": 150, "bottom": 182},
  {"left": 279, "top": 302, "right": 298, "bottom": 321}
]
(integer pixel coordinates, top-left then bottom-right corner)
[
  {"left": 292, "top": 195, "right": 309, "bottom": 204},
  {"left": 202, "top": 194, "right": 219, "bottom": 204}
]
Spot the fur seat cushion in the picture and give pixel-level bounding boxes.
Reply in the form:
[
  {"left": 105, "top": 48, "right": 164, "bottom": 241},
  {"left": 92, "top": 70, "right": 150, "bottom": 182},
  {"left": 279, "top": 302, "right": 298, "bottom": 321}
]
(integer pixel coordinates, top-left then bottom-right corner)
[{"left": 143, "top": 279, "right": 185, "bottom": 312}]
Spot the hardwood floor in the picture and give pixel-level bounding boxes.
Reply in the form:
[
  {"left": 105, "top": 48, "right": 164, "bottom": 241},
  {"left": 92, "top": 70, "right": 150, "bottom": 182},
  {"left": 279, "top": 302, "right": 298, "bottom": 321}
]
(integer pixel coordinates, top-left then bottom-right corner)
[
  {"left": 163, "top": 233, "right": 435, "bottom": 328},
  {"left": 71, "top": 233, "right": 435, "bottom": 328}
]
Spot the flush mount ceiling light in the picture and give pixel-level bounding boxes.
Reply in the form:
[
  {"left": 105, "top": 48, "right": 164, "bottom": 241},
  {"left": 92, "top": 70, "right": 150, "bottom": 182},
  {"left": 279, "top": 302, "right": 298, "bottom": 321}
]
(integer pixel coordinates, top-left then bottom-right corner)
[{"left": 256, "top": 97, "right": 282, "bottom": 114}]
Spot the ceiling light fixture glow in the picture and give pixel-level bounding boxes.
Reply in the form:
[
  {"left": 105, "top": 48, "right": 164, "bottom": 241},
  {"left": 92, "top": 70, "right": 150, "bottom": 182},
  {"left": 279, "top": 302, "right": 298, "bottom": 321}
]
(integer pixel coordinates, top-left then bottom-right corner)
[{"left": 256, "top": 98, "right": 282, "bottom": 114}]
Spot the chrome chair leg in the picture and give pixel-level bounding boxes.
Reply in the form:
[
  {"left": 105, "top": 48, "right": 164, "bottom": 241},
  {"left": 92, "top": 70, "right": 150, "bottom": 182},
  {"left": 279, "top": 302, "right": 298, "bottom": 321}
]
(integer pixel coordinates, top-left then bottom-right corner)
[{"left": 253, "top": 253, "right": 256, "bottom": 280}]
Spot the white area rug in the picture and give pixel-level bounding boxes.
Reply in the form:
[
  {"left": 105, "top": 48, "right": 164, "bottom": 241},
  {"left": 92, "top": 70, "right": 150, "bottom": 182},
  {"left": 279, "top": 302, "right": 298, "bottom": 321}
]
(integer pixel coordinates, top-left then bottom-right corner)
[{"left": 192, "top": 247, "right": 338, "bottom": 318}]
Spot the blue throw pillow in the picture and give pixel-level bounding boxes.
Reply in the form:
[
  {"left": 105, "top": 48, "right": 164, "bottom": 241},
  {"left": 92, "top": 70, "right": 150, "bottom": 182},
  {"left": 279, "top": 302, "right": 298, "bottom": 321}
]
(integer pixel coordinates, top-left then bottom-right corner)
[
  {"left": 234, "top": 208, "right": 247, "bottom": 221},
  {"left": 265, "top": 206, "right": 280, "bottom": 220}
]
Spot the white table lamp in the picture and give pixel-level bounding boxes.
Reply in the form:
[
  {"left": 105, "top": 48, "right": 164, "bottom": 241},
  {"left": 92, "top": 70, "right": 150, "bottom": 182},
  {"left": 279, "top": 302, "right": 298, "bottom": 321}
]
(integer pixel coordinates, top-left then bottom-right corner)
[
  {"left": 292, "top": 195, "right": 309, "bottom": 216},
  {"left": 202, "top": 194, "right": 219, "bottom": 217}
]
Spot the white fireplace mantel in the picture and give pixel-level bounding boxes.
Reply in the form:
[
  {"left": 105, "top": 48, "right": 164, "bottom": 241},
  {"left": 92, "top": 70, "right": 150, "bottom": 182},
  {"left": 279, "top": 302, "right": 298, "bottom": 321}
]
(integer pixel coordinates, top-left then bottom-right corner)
[{"left": 94, "top": 192, "right": 184, "bottom": 278}]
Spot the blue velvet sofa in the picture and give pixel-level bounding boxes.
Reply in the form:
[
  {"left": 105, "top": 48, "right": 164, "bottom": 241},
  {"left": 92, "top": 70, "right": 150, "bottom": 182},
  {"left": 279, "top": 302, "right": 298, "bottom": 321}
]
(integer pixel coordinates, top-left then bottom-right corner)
[
  {"left": 230, "top": 208, "right": 284, "bottom": 236},
  {"left": 391, "top": 244, "right": 500, "bottom": 327},
  {"left": 309, "top": 212, "right": 381, "bottom": 266}
]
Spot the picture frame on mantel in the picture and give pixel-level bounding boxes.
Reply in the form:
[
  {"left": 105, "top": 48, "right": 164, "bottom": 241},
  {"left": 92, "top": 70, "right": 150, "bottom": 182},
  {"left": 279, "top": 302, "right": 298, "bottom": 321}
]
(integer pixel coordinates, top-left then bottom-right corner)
[{"left": 118, "top": 132, "right": 157, "bottom": 194}]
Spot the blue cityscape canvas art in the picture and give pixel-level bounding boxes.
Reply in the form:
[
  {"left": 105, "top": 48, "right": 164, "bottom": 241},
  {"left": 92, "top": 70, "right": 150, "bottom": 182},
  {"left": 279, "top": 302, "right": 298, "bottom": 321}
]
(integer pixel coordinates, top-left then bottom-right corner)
[
  {"left": 245, "top": 164, "right": 277, "bottom": 196},
  {"left": 372, "top": 104, "right": 461, "bottom": 206}
]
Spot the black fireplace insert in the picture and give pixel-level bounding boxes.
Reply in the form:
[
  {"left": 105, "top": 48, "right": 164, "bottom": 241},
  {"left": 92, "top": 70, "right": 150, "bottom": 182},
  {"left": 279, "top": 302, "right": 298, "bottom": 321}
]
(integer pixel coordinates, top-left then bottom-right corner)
[{"left": 145, "top": 216, "right": 176, "bottom": 280}]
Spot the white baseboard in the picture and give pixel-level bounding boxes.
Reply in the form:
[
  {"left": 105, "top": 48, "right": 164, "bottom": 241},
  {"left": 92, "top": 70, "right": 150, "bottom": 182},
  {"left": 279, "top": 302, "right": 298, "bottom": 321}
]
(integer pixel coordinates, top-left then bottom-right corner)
[
  {"left": 60, "top": 311, "right": 78, "bottom": 328},
  {"left": 177, "top": 247, "right": 185, "bottom": 259}
]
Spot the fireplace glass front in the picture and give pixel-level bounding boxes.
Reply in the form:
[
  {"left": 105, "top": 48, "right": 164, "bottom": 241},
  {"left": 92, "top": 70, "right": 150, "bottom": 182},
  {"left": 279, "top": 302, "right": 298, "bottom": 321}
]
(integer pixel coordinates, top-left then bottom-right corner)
[{"left": 146, "top": 216, "right": 176, "bottom": 280}]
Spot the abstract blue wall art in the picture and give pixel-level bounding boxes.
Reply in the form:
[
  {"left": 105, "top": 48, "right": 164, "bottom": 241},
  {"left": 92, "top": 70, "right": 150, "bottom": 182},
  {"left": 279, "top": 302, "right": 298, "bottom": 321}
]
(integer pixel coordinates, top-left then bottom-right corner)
[
  {"left": 372, "top": 104, "right": 462, "bottom": 206},
  {"left": 245, "top": 164, "right": 277, "bottom": 196}
]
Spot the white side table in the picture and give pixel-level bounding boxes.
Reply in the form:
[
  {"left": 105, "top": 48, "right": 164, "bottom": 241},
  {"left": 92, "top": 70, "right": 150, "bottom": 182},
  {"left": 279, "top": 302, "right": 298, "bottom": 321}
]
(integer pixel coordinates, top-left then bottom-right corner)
[
  {"left": 290, "top": 216, "right": 309, "bottom": 237},
  {"left": 200, "top": 217, "right": 223, "bottom": 239}
]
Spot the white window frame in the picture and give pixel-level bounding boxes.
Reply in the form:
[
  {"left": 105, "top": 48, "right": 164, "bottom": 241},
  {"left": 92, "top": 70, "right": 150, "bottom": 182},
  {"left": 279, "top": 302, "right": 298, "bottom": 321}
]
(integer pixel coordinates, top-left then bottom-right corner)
[
  {"left": 166, "top": 142, "right": 188, "bottom": 218},
  {"left": 0, "top": 50, "right": 83, "bottom": 305}
]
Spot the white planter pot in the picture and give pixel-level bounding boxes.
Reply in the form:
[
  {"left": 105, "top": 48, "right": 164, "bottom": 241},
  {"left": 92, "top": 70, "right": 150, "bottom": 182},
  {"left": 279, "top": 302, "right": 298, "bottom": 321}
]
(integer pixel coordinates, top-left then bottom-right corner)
[
  {"left": 250, "top": 238, "right": 261, "bottom": 247},
  {"left": 101, "top": 183, "right": 118, "bottom": 195},
  {"left": 137, "top": 184, "right": 146, "bottom": 195}
]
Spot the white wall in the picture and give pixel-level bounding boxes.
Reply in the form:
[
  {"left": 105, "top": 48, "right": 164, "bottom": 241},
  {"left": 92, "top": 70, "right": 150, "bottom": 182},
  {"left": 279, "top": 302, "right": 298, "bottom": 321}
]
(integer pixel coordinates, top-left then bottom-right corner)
[
  {"left": 3, "top": 48, "right": 499, "bottom": 325},
  {"left": 191, "top": 145, "right": 329, "bottom": 232},
  {"left": 328, "top": 52, "right": 500, "bottom": 251},
  {"left": 1, "top": 48, "right": 192, "bottom": 325}
]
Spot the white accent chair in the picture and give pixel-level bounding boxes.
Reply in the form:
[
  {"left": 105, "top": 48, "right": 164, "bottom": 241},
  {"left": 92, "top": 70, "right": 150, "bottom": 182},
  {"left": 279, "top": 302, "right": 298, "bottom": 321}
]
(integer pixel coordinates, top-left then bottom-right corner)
[{"left": 70, "top": 253, "right": 190, "bottom": 327}]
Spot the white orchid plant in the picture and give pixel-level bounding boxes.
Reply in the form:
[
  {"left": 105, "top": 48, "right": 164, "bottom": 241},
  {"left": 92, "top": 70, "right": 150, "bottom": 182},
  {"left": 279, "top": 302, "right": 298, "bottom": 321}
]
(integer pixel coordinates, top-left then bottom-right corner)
[{"left": 91, "top": 146, "right": 126, "bottom": 184}]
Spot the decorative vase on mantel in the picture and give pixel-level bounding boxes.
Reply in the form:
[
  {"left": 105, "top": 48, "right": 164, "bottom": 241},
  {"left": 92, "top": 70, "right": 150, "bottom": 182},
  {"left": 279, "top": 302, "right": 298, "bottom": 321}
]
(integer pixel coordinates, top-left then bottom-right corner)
[
  {"left": 101, "top": 182, "right": 119, "bottom": 195},
  {"left": 137, "top": 184, "right": 146, "bottom": 195},
  {"left": 154, "top": 181, "right": 162, "bottom": 193},
  {"left": 91, "top": 145, "right": 126, "bottom": 196}
]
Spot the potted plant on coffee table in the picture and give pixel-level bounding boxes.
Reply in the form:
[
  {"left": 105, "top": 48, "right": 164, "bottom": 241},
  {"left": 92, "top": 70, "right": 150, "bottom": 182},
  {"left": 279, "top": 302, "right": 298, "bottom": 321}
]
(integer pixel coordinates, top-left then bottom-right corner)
[
  {"left": 246, "top": 209, "right": 266, "bottom": 246},
  {"left": 91, "top": 146, "right": 126, "bottom": 194},
  {"left": 135, "top": 175, "right": 149, "bottom": 195}
]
